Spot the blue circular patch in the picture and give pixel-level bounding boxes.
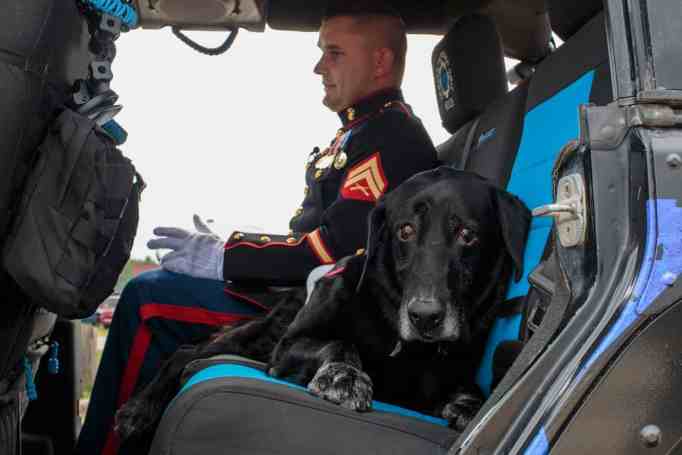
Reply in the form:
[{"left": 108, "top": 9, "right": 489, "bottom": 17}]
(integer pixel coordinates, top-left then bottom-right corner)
[{"left": 439, "top": 68, "right": 449, "bottom": 93}]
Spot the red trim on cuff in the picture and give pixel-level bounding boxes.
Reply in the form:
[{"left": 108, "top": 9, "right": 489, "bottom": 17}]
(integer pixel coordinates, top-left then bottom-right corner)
[
  {"left": 306, "top": 229, "right": 335, "bottom": 264},
  {"left": 224, "top": 235, "right": 307, "bottom": 252}
]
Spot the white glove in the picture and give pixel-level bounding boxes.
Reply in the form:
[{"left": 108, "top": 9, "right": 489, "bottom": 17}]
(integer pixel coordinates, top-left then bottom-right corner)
[{"left": 147, "top": 214, "right": 225, "bottom": 280}]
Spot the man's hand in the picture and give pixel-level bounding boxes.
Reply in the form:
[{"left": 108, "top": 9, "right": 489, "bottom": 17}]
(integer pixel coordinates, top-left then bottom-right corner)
[{"left": 147, "top": 215, "right": 225, "bottom": 280}]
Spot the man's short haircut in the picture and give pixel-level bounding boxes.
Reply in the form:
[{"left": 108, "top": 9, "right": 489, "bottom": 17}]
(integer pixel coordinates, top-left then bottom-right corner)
[
  {"left": 323, "top": 0, "right": 402, "bottom": 19},
  {"left": 323, "top": 0, "right": 408, "bottom": 82}
]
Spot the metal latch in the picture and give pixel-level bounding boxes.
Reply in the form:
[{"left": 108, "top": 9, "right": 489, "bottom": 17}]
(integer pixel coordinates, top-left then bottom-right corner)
[{"left": 532, "top": 174, "right": 587, "bottom": 247}]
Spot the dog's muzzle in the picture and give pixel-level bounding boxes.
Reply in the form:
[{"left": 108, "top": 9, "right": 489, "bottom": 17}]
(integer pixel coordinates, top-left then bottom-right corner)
[{"left": 406, "top": 298, "right": 445, "bottom": 339}]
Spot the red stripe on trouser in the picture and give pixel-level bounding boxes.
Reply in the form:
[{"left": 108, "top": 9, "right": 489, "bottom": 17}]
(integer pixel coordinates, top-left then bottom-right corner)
[
  {"left": 101, "top": 303, "right": 255, "bottom": 455},
  {"left": 223, "top": 287, "right": 271, "bottom": 311}
]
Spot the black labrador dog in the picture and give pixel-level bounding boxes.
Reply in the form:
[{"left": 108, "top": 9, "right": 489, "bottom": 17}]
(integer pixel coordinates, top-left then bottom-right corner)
[{"left": 115, "top": 167, "right": 530, "bottom": 444}]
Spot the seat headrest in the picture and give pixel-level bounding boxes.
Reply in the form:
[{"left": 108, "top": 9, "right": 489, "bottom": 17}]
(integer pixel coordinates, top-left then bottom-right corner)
[
  {"left": 548, "top": 0, "right": 603, "bottom": 41},
  {"left": 432, "top": 15, "right": 507, "bottom": 134}
]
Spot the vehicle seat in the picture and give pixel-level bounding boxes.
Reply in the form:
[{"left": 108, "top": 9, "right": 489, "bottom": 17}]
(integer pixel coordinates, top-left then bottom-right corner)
[
  {"left": 433, "top": 14, "right": 508, "bottom": 168},
  {"left": 472, "top": 4, "right": 612, "bottom": 396},
  {"left": 146, "top": 15, "right": 512, "bottom": 455},
  {"left": 148, "top": 6, "right": 615, "bottom": 454}
]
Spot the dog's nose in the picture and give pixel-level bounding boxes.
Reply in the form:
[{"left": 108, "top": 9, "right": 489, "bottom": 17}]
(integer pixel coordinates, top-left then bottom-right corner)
[{"left": 407, "top": 300, "right": 445, "bottom": 335}]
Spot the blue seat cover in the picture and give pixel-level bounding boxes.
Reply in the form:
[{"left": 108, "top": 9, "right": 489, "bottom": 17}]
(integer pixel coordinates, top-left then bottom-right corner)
[
  {"left": 475, "top": 70, "right": 596, "bottom": 396},
  {"left": 179, "top": 363, "right": 449, "bottom": 426}
]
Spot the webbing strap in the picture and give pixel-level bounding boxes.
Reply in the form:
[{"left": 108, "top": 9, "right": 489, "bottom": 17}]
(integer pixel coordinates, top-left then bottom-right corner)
[
  {"left": 0, "top": 49, "right": 48, "bottom": 76},
  {"left": 521, "top": 229, "right": 557, "bottom": 341},
  {"left": 460, "top": 116, "right": 482, "bottom": 168}
]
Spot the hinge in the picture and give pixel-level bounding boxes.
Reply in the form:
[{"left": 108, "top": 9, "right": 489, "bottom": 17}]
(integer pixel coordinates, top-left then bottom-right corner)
[{"left": 532, "top": 174, "right": 587, "bottom": 248}]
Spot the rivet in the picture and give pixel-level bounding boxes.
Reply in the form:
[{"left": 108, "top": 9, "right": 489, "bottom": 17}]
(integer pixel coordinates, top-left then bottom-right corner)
[
  {"left": 600, "top": 125, "right": 617, "bottom": 140},
  {"left": 666, "top": 153, "right": 681, "bottom": 168},
  {"left": 662, "top": 271, "right": 677, "bottom": 286},
  {"left": 640, "top": 424, "right": 662, "bottom": 448}
]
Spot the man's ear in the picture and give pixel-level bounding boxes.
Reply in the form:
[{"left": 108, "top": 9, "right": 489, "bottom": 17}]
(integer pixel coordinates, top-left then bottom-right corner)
[
  {"left": 357, "top": 199, "right": 387, "bottom": 291},
  {"left": 493, "top": 189, "right": 531, "bottom": 282},
  {"left": 374, "top": 47, "right": 395, "bottom": 79}
]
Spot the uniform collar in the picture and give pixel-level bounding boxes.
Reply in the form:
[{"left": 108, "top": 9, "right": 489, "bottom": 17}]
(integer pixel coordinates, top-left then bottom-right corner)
[{"left": 337, "top": 87, "right": 404, "bottom": 128}]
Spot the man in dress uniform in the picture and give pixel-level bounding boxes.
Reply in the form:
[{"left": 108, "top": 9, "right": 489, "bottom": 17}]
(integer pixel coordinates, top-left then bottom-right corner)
[{"left": 76, "top": 3, "right": 438, "bottom": 454}]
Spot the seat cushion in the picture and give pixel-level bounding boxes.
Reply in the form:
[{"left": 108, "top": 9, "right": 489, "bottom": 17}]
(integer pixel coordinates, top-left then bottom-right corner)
[{"left": 150, "top": 358, "right": 457, "bottom": 455}]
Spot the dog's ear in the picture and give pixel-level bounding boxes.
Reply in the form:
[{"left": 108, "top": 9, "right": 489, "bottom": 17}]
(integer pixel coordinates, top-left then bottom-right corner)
[
  {"left": 493, "top": 189, "right": 531, "bottom": 282},
  {"left": 357, "top": 200, "right": 387, "bottom": 291}
]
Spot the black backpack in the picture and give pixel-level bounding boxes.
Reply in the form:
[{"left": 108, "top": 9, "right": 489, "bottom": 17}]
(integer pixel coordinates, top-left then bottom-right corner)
[{"left": 2, "top": 108, "right": 143, "bottom": 319}]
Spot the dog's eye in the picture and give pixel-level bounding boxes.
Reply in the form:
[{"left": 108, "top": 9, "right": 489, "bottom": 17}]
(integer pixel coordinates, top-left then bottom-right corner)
[
  {"left": 398, "top": 223, "right": 416, "bottom": 242},
  {"left": 457, "top": 228, "right": 478, "bottom": 247}
]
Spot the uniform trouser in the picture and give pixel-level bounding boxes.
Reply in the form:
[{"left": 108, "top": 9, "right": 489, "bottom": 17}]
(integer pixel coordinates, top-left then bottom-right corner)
[{"left": 74, "top": 269, "right": 264, "bottom": 455}]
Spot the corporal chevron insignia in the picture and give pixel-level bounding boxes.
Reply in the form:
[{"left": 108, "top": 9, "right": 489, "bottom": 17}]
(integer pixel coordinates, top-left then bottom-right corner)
[{"left": 341, "top": 152, "right": 387, "bottom": 202}]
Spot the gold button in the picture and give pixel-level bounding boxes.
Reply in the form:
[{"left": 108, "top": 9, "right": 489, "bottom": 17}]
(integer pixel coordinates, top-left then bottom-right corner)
[
  {"left": 347, "top": 107, "right": 355, "bottom": 121},
  {"left": 295, "top": 207, "right": 303, "bottom": 216},
  {"left": 355, "top": 248, "right": 366, "bottom": 256},
  {"left": 260, "top": 235, "right": 271, "bottom": 242},
  {"left": 314, "top": 169, "right": 323, "bottom": 179},
  {"left": 286, "top": 237, "right": 296, "bottom": 244},
  {"left": 334, "top": 152, "right": 347, "bottom": 170},
  {"left": 232, "top": 232, "right": 244, "bottom": 240},
  {"left": 304, "top": 186, "right": 309, "bottom": 196},
  {"left": 288, "top": 229, "right": 294, "bottom": 236}
]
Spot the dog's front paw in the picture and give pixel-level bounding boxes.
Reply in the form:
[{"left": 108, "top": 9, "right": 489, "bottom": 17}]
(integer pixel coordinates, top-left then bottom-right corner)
[
  {"left": 308, "top": 362, "right": 373, "bottom": 411},
  {"left": 114, "top": 398, "right": 158, "bottom": 441},
  {"left": 441, "top": 391, "right": 483, "bottom": 432}
]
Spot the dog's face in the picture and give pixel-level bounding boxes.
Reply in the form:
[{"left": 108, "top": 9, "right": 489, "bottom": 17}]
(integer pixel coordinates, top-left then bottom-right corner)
[{"left": 366, "top": 167, "right": 530, "bottom": 344}]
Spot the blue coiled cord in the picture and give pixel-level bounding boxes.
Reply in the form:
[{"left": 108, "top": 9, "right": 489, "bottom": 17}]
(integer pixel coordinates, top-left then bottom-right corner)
[
  {"left": 23, "top": 357, "right": 38, "bottom": 401},
  {"left": 86, "top": 0, "right": 138, "bottom": 27}
]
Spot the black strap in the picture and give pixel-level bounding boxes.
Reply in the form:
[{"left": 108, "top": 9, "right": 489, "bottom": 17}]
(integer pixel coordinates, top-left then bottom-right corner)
[
  {"left": 0, "top": 48, "right": 49, "bottom": 76},
  {"left": 496, "top": 296, "right": 525, "bottom": 318},
  {"left": 520, "top": 230, "right": 562, "bottom": 341},
  {"left": 460, "top": 116, "right": 482, "bottom": 168},
  {"left": 171, "top": 27, "right": 239, "bottom": 56}
]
